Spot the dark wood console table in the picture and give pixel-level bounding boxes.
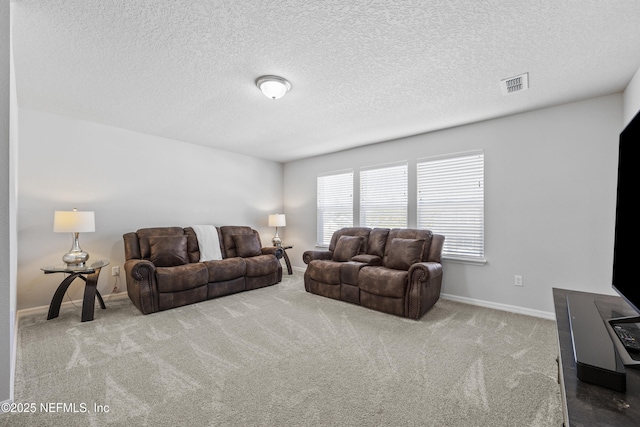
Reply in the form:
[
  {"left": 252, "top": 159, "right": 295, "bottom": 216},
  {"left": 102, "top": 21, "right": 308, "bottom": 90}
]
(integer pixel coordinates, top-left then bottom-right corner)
[{"left": 553, "top": 288, "right": 640, "bottom": 426}]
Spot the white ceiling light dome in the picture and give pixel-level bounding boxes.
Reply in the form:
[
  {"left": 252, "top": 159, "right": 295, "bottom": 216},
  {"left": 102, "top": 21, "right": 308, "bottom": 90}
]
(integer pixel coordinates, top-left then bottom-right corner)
[{"left": 256, "top": 75, "right": 291, "bottom": 100}]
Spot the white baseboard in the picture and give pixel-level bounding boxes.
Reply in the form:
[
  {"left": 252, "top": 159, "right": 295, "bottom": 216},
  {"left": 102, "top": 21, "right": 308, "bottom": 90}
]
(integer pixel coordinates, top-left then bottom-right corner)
[
  {"left": 10, "top": 308, "right": 16, "bottom": 405},
  {"left": 17, "top": 291, "right": 129, "bottom": 319},
  {"left": 440, "top": 293, "right": 555, "bottom": 320},
  {"left": 2, "top": 311, "right": 17, "bottom": 414}
]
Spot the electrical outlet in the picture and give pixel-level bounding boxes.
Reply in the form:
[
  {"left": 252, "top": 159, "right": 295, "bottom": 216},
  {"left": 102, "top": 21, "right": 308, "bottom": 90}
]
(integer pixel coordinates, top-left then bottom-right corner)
[
  {"left": 514, "top": 275, "right": 523, "bottom": 287},
  {"left": 112, "top": 266, "right": 120, "bottom": 276},
  {"left": 112, "top": 286, "right": 119, "bottom": 294}
]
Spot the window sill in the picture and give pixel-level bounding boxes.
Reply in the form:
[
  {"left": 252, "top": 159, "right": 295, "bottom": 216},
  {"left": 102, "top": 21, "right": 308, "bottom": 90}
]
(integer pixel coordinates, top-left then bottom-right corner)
[{"left": 442, "top": 256, "right": 487, "bottom": 266}]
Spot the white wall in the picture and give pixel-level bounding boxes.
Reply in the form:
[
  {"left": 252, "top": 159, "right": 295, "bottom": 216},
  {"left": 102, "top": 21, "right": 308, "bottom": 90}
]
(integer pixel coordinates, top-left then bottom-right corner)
[
  {"left": 17, "top": 109, "right": 283, "bottom": 310},
  {"left": 624, "top": 65, "right": 640, "bottom": 125},
  {"left": 283, "top": 94, "right": 622, "bottom": 315},
  {"left": 1, "top": 0, "right": 13, "bottom": 407},
  {"left": 8, "top": 0, "right": 18, "bottom": 404}
]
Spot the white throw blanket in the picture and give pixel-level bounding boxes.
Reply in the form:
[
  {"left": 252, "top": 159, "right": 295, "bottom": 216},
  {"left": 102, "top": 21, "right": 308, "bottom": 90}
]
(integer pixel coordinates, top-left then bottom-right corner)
[{"left": 192, "top": 225, "right": 223, "bottom": 261}]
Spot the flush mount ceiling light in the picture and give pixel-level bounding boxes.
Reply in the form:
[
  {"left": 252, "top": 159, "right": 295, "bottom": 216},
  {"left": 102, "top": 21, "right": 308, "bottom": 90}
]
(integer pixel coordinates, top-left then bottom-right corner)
[{"left": 256, "top": 75, "right": 291, "bottom": 100}]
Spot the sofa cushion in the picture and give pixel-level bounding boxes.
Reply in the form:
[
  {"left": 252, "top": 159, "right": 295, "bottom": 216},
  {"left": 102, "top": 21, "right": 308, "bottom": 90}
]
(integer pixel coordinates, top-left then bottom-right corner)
[
  {"left": 245, "top": 254, "right": 279, "bottom": 277},
  {"left": 203, "top": 257, "right": 246, "bottom": 282},
  {"left": 332, "top": 235, "right": 363, "bottom": 261},
  {"left": 308, "top": 260, "right": 342, "bottom": 285},
  {"left": 328, "top": 227, "right": 371, "bottom": 252},
  {"left": 155, "top": 263, "right": 209, "bottom": 293},
  {"left": 383, "top": 229, "right": 432, "bottom": 265},
  {"left": 148, "top": 236, "right": 189, "bottom": 267},
  {"left": 359, "top": 266, "right": 408, "bottom": 298},
  {"left": 136, "top": 227, "right": 185, "bottom": 259},
  {"left": 232, "top": 233, "right": 262, "bottom": 258},
  {"left": 368, "top": 228, "right": 390, "bottom": 257},
  {"left": 385, "top": 238, "right": 425, "bottom": 271},
  {"left": 220, "top": 226, "right": 261, "bottom": 258}
]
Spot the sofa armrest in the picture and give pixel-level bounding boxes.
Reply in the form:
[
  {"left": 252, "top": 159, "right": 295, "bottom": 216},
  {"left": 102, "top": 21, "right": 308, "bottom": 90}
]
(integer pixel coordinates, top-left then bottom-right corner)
[
  {"left": 303, "top": 250, "right": 332, "bottom": 265},
  {"left": 124, "top": 259, "right": 159, "bottom": 314},
  {"left": 406, "top": 262, "right": 444, "bottom": 319},
  {"left": 260, "top": 246, "right": 284, "bottom": 282},
  {"left": 261, "top": 246, "right": 284, "bottom": 259},
  {"left": 350, "top": 254, "right": 382, "bottom": 266},
  {"left": 409, "top": 261, "right": 442, "bottom": 282}
]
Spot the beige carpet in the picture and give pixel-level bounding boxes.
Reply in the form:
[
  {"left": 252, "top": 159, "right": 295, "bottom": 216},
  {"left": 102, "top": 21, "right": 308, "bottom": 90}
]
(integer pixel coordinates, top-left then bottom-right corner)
[{"left": 4, "top": 272, "right": 562, "bottom": 426}]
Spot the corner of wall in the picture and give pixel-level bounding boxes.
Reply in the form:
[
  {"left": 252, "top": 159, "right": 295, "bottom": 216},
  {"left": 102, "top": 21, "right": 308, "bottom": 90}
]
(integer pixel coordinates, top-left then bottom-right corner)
[
  {"left": 623, "top": 66, "right": 640, "bottom": 126},
  {"left": 7, "top": 0, "right": 19, "bottom": 404}
]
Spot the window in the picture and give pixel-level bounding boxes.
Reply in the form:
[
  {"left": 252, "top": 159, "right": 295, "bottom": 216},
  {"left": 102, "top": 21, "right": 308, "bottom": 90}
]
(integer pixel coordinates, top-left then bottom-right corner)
[
  {"left": 317, "top": 171, "right": 353, "bottom": 246},
  {"left": 417, "top": 151, "right": 484, "bottom": 260},
  {"left": 360, "top": 162, "right": 408, "bottom": 228}
]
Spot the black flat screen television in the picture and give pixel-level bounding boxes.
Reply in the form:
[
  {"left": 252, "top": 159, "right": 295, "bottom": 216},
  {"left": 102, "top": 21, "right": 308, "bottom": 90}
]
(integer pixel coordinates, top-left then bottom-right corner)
[
  {"left": 605, "top": 108, "right": 640, "bottom": 367},
  {"left": 613, "top": 109, "right": 640, "bottom": 314},
  {"left": 564, "top": 110, "right": 640, "bottom": 377}
]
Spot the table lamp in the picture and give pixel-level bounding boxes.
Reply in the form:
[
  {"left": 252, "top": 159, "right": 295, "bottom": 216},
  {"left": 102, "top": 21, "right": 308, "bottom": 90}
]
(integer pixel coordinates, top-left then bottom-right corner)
[
  {"left": 268, "top": 213, "right": 286, "bottom": 247},
  {"left": 53, "top": 208, "right": 95, "bottom": 266}
]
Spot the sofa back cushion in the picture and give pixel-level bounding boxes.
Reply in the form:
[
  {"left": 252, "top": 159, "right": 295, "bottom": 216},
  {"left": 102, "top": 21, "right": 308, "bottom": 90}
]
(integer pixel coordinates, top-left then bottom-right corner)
[
  {"left": 136, "top": 227, "right": 185, "bottom": 259},
  {"left": 232, "top": 233, "right": 262, "bottom": 257},
  {"left": 328, "top": 227, "right": 371, "bottom": 254},
  {"left": 385, "top": 238, "right": 425, "bottom": 270},
  {"left": 332, "top": 235, "right": 363, "bottom": 261},
  {"left": 429, "top": 234, "right": 445, "bottom": 263},
  {"left": 148, "top": 235, "right": 189, "bottom": 267},
  {"left": 219, "top": 226, "right": 262, "bottom": 258},
  {"left": 382, "top": 228, "right": 433, "bottom": 267},
  {"left": 367, "top": 228, "right": 390, "bottom": 257},
  {"left": 123, "top": 227, "right": 201, "bottom": 263}
]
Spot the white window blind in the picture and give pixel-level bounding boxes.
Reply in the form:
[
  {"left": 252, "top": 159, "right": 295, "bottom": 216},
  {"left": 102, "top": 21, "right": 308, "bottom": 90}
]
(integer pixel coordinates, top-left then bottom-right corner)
[
  {"left": 317, "top": 171, "right": 353, "bottom": 246},
  {"left": 417, "top": 151, "right": 484, "bottom": 259},
  {"left": 360, "top": 162, "right": 408, "bottom": 228}
]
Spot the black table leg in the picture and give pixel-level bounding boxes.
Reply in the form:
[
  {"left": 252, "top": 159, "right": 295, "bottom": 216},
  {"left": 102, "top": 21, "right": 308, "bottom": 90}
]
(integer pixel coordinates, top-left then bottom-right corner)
[
  {"left": 283, "top": 250, "right": 293, "bottom": 275},
  {"left": 46, "top": 268, "right": 106, "bottom": 322},
  {"left": 96, "top": 290, "right": 106, "bottom": 310},
  {"left": 81, "top": 269, "right": 102, "bottom": 322},
  {"left": 47, "top": 273, "right": 82, "bottom": 320}
]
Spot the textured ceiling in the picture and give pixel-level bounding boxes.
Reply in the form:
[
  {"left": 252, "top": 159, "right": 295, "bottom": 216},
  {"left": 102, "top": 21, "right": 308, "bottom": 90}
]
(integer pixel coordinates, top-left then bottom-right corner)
[{"left": 11, "top": 0, "right": 640, "bottom": 162}]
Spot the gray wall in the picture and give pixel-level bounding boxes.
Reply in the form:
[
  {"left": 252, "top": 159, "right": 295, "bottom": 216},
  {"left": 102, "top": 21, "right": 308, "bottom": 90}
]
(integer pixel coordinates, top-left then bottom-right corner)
[
  {"left": 283, "top": 94, "right": 623, "bottom": 316},
  {"left": 16, "top": 109, "right": 284, "bottom": 310}
]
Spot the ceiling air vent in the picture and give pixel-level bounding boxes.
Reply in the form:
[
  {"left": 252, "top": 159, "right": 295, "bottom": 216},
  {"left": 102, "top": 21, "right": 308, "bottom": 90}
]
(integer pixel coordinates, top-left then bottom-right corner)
[{"left": 501, "top": 73, "right": 529, "bottom": 95}]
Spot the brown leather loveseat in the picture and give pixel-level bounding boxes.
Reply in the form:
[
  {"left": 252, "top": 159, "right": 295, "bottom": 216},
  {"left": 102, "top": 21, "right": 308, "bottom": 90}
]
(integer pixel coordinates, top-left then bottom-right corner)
[
  {"left": 123, "top": 226, "right": 282, "bottom": 314},
  {"left": 303, "top": 227, "right": 444, "bottom": 320}
]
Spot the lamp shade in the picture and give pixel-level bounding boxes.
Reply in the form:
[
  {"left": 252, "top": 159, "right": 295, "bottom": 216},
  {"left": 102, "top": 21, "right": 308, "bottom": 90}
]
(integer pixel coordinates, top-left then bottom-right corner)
[
  {"left": 53, "top": 209, "right": 95, "bottom": 233},
  {"left": 268, "top": 214, "right": 286, "bottom": 227}
]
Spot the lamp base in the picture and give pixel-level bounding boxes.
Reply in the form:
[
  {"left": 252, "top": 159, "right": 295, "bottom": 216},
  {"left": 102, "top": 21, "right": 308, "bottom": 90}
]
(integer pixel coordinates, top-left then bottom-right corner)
[
  {"left": 272, "top": 228, "right": 282, "bottom": 247},
  {"left": 62, "top": 251, "right": 89, "bottom": 267},
  {"left": 63, "top": 232, "right": 90, "bottom": 267}
]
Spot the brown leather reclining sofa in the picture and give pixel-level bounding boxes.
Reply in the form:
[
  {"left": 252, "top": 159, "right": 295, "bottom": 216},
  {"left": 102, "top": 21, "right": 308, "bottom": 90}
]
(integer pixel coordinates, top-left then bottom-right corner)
[
  {"left": 303, "top": 227, "right": 444, "bottom": 320},
  {"left": 123, "top": 226, "right": 282, "bottom": 314}
]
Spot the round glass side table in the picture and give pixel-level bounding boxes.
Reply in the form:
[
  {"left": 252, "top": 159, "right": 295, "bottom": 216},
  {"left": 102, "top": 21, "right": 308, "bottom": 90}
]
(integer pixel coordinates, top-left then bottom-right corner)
[{"left": 41, "top": 259, "right": 109, "bottom": 322}]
